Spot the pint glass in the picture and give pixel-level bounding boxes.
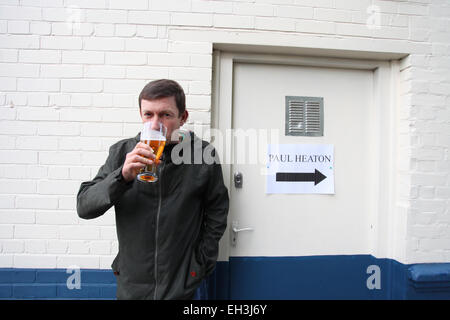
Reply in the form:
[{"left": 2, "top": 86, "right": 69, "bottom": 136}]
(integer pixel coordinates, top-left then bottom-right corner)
[{"left": 137, "top": 121, "right": 167, "bottom": 183}]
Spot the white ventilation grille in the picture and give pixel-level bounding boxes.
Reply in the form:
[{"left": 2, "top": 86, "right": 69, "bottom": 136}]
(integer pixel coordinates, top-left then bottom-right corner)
[{"left": 285, "top": 96, "right": 324, "bottom": 136}]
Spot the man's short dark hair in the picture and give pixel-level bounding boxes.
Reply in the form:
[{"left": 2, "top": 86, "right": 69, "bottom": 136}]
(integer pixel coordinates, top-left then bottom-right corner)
[{"left": 139, "top": 79, "right": 186, "bottom": 117}]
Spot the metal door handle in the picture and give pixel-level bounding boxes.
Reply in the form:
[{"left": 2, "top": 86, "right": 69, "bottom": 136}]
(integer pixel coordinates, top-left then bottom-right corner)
[{"left": 231, "top": 221, "right": 253, "bottom": 246}]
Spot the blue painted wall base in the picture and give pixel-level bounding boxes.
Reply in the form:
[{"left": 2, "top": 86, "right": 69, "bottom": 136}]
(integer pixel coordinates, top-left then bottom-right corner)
[
  {"left": 0, "top": 268, "right": 116, "bottom": 299},
  {"left": 1, "top": 255, "right": 450, "bottom": 300}
]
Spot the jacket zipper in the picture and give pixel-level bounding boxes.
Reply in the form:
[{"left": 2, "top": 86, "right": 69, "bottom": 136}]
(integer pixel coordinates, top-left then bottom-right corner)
[{"left": 153, "top": 160, "right": 165, "bottom": 300}]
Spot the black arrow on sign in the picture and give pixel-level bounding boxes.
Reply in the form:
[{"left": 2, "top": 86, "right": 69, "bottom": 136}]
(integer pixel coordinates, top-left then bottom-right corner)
[{"left": 276, "top": 169, "right": 327, "bottom": 185}]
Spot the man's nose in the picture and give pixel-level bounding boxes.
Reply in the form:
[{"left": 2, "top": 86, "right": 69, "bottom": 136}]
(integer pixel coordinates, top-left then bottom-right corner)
[{"left": 151, "top": 118, "right": 161, "bottom": 130}]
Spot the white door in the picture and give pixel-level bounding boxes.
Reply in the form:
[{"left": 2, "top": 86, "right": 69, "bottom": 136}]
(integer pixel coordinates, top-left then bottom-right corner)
[{"left": 222, "top": 58, "right": 385, "bottom": 299}]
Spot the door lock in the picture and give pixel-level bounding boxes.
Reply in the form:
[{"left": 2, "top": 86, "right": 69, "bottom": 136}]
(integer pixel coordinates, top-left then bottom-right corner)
[{"left": 234, "top": 172, "right": 243, "bottom": 188}]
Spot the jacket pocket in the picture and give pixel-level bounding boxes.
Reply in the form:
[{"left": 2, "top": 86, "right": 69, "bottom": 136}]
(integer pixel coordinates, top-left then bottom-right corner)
[
  {"left": 112, "top": 253, "right": 120, "bottom": 276},
  {"left": 184, "top": 249, "right": 205, "bottom": 291}
]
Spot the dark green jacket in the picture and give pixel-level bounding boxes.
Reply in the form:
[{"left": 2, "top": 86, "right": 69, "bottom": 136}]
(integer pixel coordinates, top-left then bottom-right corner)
[{"left": 76, "top": 132, "right": 229, "bottom": 299}]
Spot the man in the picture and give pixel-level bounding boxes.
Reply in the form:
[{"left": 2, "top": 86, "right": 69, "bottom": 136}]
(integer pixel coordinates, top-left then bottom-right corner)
[{"left": 76, "top": 79, "right": 229, "bottom": 300}]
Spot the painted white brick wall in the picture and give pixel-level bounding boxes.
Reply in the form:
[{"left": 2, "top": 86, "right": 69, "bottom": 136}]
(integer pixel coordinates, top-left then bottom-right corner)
[{"left": 0, "top": 0, "right": 449, "bottom": 269}]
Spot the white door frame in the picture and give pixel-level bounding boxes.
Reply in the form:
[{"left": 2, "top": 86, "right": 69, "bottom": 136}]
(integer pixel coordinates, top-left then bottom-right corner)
[{"left": 212, "top": 50, "right": 402, "bottom": 263}]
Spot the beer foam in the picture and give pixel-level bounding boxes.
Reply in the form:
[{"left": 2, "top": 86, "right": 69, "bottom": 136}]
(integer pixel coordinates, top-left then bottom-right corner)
[{"left": 141, "top": 122, "right": 166, "bottom": 141}]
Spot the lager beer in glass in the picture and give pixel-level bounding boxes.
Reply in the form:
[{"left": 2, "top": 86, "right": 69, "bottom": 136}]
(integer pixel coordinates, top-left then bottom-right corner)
[{"left": 137, "top": 121, "right": 167, "bottom": 183}]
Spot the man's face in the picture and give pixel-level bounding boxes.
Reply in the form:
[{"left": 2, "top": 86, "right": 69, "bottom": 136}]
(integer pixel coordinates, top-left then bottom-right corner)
[{"left": 140, "top": 96, "right": 188, "bottom": 143}]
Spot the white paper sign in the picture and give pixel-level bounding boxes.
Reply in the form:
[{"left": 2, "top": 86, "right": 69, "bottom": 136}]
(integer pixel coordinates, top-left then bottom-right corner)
[{"left": 266, "top": 144, "right": 335, "bottom": 194}]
